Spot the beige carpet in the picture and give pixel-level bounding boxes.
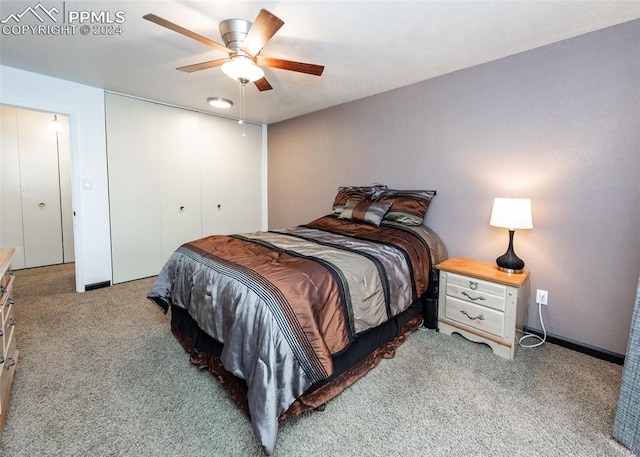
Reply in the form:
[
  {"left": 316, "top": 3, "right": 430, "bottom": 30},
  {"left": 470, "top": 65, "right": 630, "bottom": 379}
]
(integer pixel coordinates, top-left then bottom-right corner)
[{"left": 0, "top": 263, "right": 633, "bottom": 456}]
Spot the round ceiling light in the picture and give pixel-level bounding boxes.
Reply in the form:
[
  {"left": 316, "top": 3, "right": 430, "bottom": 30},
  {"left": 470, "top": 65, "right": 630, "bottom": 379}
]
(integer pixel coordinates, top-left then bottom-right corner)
[{"left": 207, "top": 97, "right": 233, "bottom": 109}]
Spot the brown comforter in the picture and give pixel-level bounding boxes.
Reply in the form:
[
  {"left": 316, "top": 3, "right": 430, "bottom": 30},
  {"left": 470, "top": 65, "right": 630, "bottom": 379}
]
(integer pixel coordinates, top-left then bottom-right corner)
[{"left": 148, "top": 215, "right": 435, "bottom": 455}]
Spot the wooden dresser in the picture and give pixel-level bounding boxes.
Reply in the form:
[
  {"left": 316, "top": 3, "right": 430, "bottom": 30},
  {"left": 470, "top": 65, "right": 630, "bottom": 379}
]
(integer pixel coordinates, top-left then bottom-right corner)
[{"left": 0, "top": 248, "right": 17, "bottom": 433}]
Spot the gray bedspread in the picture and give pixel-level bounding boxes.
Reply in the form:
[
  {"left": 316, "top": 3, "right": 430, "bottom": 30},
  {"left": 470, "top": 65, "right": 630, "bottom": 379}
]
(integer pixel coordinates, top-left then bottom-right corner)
[{"left": 147, "top": 216, "right": 447, "bottom": 454}]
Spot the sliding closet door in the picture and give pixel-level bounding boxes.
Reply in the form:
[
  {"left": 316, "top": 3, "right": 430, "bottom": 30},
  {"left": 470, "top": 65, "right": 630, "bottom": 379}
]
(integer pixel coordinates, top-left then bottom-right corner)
[
  {"left": 156, "top": 104, "right": 202, "bottom": 265},
  {"left": 106, "top": 93, "right": 264, "bottom": 283},
  {"left": 106, "top": 94, "right": 162, "bottom": 283},
  {"left": 199, "top": 115, "right": 262, "bottom": 236}
]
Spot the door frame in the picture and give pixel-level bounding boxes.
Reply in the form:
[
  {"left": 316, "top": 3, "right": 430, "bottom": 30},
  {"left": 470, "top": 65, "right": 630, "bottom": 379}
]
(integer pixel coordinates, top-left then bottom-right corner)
[{"left": 0, "top": 101, "right": 84, "bottom": 292}]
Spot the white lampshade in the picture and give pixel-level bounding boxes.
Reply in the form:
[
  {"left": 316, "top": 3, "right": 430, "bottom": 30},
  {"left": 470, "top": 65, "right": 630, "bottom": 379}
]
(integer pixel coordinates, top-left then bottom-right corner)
[
  {"left": 490, "top": 198, "right": 533, "bottom": 230},
  {"left": 221, "top": 56, "right": 264, "bottom": 82}
]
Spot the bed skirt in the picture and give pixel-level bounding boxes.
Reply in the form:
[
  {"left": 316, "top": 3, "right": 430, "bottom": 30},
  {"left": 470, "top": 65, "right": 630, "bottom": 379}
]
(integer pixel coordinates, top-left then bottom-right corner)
[{"left": 169, "top": 297, "right": 426, "bottom": 421}]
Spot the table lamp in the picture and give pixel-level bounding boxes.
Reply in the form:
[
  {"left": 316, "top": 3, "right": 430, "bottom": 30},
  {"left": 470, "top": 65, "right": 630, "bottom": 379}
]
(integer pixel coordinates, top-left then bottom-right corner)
[{"left": 489, "top": 198, "right": 533, "bottom": 273}]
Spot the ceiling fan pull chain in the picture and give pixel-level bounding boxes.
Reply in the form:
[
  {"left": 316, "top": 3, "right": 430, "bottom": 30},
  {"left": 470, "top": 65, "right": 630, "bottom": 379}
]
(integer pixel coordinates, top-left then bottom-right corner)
[
  {"left": 238, "top": 78, "right": 248, "bottom": 138},
  {"left": 238, "top": 79, "right": 243, "bottom": 126}
]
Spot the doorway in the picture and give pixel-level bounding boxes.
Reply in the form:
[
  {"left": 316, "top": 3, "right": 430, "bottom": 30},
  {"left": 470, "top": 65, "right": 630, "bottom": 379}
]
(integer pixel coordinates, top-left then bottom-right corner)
[{"left": 0, "top": 105, "right": 74, "bottom": 271}]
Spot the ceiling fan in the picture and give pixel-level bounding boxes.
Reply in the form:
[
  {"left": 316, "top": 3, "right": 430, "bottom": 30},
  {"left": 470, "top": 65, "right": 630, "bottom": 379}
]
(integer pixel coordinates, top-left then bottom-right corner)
[{"left": 143, "top": 9, "right": 324, "bottom": 91}]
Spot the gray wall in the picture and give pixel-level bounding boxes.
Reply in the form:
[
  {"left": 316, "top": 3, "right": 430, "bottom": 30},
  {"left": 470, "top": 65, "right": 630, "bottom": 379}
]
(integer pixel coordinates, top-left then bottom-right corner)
[{"left": 267, "top": 20, "right": 640, "bottom": 355}]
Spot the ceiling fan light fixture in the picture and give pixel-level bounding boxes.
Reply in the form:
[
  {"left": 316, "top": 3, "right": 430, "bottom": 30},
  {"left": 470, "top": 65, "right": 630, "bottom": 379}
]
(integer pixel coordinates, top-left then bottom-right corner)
[
  {"left": 221, "top": 55, "right": 264, "bottom": 82},
  {"left": 207, "top": 97, "right": 233, "bottom": 109}
]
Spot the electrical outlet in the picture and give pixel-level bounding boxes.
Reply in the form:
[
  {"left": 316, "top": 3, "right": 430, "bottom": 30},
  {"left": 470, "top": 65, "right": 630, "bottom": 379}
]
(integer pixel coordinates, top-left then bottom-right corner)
[{"left": 536, "top": 289, "right": 549, "bottom": 305}]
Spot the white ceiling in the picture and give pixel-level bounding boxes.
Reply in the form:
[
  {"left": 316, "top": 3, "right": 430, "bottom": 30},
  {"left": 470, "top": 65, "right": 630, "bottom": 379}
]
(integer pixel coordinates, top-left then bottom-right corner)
[{"left": 1, "top": 1, "right": 639, "bottom": 125}]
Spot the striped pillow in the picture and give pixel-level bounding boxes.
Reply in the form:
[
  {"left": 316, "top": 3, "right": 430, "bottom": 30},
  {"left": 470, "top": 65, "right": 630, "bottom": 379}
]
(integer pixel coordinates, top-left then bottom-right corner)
[
  {"left": 339, "top": 199, "right": 391, "bottom": 227},
  {"left": 378, "top": 189, "right": 436, "bottom": 225},
  {"left": 331, "top": 184, "right": 388, "bottom": 215}
]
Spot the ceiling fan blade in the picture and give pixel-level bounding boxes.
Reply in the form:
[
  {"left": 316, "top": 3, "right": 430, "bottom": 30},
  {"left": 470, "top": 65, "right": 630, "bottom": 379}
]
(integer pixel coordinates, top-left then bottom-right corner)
[
  {"left": 254, "top": 77, "right": 273, "bottom": 91},
  {"left": 256, "top": 56, "right": 324, "bottom": 76},
  {"left": 143, "top": 13, "right": 232, "bottom": 55},
  {"left": 241, "top": 9, "right": 284, "bottom": 56},
  {"left": 176, "top": 58, "right": 228, "bottom": 73}
]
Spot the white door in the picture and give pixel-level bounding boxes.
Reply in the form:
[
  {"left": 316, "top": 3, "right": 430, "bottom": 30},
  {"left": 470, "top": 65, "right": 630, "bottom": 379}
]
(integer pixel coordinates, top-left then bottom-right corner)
[
  {"left": 199, "top": 115, "right": 262, "bottom": 236},
  {"left": 17, "top": 108, "right": 64, "bottom": 268},
  {"left": 156, "top": 104, "right": 202, "bottom": 265},
  {"left": 106, "top": 93, "right": 162, "bottom": 283}
]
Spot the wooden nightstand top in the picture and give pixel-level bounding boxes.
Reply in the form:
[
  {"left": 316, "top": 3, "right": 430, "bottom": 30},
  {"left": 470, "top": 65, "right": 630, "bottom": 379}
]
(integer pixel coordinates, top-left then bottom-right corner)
[{"left": 436, "top": 257, "right": 530, "bottom": 288}]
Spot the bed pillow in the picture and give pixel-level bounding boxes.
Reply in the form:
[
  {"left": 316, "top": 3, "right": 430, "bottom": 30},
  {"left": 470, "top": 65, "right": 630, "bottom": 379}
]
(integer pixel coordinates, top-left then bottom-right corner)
[
  {"left": 339, "top": 199, "right": 391, "bottom": 227},
  {"left": 331, "top": 184, "right": 387, "bottom": 215},
  {"left": 377, "top": 189, "right": 436, "bottom": 225}
]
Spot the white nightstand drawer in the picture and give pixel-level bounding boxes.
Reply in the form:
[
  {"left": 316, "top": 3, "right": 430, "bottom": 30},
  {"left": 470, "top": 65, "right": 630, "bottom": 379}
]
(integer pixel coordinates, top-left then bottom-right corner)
[
  {"left": 445, "top": 296, "right": 506, "bottom": 338},
  {"left": 446, "top": 283, "right": 506, "bottom": 312},
  {"left": 446, "top": 273, "right": 506, "bottom": 306}
]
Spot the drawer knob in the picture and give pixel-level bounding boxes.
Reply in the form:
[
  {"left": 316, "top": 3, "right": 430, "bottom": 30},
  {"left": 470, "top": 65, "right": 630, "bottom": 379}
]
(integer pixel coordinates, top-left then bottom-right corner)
[
  {"left": 0, "top": 285, "right": 4, "bottom": 293},
  {"left": 469, "top": 281, "right": 479, "bottom": 290},
  {"left": 6, "top": 356, "right": 16, "bottom": 368},
  {"left": 7, "top": 316, "right": 16, "bottom": 327},
  {"left": 460, "top": 310, "right": 485, "bottom": 321},
  {"left": 461, "top": 291, "right": 486, "bottom": 302},
  {"left": 0, "top": 355, "right": 3, "bottom": 364},
  {"left": 0, "top": 329, "right": 3, "bottom": 337}
]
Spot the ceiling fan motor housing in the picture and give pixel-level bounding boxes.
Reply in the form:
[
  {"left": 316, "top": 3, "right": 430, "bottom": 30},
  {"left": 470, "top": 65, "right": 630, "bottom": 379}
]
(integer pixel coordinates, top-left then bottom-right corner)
[{"left": 219, "top": 19, "right": 252, "bottom": 54}]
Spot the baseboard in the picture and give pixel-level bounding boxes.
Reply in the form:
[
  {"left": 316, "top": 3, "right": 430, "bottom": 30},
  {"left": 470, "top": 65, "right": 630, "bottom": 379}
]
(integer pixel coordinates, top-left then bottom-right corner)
[
  {"left": 523, "top": 326, "right": 625, "bottom": 365},
  {"left": 85, "top": 281, "right": 111, "bottom": 291}
]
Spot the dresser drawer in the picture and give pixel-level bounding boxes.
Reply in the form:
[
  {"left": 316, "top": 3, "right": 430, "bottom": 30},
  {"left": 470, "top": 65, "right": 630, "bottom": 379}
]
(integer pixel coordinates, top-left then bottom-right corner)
[
  {"left": 445, "top": 296, "right": 506, "bottom": 338},
  {"left": 0, "top": 248, "right": 16, "bottom": 432},
  {"left": 1, "top": 309, "right": 16, "bottom": 359},
  {"left": 0, "top": 293, "right": 14, "bottom": 357},
  {"left": 0, "top": 268, "right": 11, "bottom": 292},
  {"left": 0, "top": 274, "right": 13, "bottom": 306},
  {"left": 0, "top": 328, "right": 17, "bottom": 412},
  {"left": 445, "top": 272, "right": 506, "bottom": 312}
]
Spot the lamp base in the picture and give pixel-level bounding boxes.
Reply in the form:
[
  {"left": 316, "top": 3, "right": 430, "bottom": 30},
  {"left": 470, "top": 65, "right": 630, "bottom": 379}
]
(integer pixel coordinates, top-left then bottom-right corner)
[
  {"left": 496, "top": 229, "right": 525, "bottom": 274},
  {"left": 497, "top": 265, "right": 525, "bottom": 274}
]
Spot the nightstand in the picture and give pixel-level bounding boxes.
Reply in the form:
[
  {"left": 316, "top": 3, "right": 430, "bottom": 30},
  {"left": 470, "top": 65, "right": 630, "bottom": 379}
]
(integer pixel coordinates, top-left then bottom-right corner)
[{"left": 436, "top": 257, "right": 530, "bottom": 359}]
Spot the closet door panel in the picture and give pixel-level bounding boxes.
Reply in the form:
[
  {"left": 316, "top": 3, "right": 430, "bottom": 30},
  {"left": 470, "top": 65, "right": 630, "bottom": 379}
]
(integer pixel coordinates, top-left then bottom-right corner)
[
  {"left": 199, "top": 116, "right": 262, "bottom": 236},
  {"left": 106, "top": 94, "right": 162, "bottom": 283},
  {"left": 156, "top": 104, "right": 202, "bottom": 265},
  {"left": 17, "top": 108, "right": 63, "bottom": 268},
  {"left": 0, "top": 106, "right": 25, "bottom": 269}
]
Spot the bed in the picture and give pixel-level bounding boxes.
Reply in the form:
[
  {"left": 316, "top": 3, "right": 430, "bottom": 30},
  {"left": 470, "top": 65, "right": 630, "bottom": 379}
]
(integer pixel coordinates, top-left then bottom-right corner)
[{"left": 147, "top": 185, "right": 447, "bottom": 455}]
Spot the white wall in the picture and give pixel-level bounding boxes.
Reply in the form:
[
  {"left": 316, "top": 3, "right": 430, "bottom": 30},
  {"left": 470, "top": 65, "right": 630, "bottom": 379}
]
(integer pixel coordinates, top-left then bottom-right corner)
[{"left": 0, "top": 65, "right": 112, "bottom": 291}]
